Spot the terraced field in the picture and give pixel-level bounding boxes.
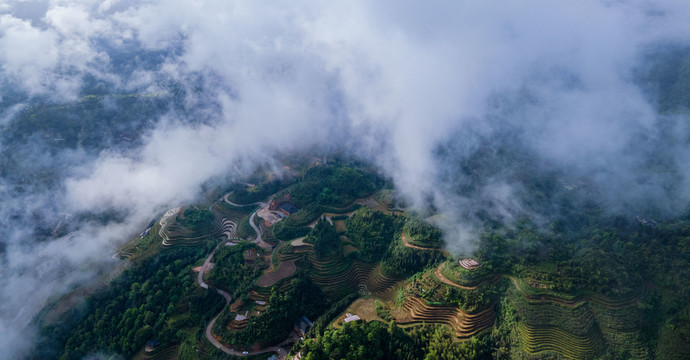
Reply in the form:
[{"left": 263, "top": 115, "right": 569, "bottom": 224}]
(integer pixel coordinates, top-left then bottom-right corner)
[
  {"left": 509, "top": 276, "right": 642, "bottom": 309},
  {"left": 307, "top": 253, "right": 373, "bottom": 299},
  {"left": 275, "top": 242, "right": 309, "bottom": 262},
  {"left": 508, "top": 276, "right": 649, "bottom": 359},
  {"left": 161, "top": 219, "right": 219, "bottom": 248},
  {"left": 140, "top": 344, "right": 179, "bottom": 360},
  {"left": 160, "top": 203, "right": 254, "bottom": 248},
  {"left": 364, "top": 264, "right": 402, "bottom": 298},
  {"left": 250, "top": 279, "right": 293, "bottom": 302},
  {"left": 434, "top": 262, "right": 499, "bottom": 290},
  {"left": 439, "top": 260, "right": 496, "bottom": 288},
  {"left": 397, "top": 295, "right": 495, "bottom": 339},
  {"left": 518, "top": 323, "right": 604, "bottom": 360},
  {"left": 211, "top": 202, "right": 255, "bottom": 239},
  {"left": 401, "top": 232, "right": 441, "bottom": 252},
  {"left": 227, "top": 315, "right": 249, "bottom": 331}
]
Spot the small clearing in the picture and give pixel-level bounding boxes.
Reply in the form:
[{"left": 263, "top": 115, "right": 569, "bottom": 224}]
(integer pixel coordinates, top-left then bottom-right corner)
[
  {"left": 332, "top": 297, "right": 385, "bottom": 328},
  {"left": 291, "top": 237, "right": 312, "bottom": 247}
]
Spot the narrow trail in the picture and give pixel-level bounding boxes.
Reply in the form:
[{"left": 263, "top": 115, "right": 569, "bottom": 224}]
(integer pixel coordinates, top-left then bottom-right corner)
[
  {"left": 401, "top": 232, "right": 449, "bottom": 256},
  {"left": 433, "top": 263, "right": 490, "bottom": 290},
  {"left": 223, "top": 193, "right": 261, "bottom": 208}
]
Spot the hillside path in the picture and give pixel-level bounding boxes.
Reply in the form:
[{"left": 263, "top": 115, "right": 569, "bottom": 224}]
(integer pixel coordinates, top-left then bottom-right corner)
[{"left": 433, "top": 263, "right": 483, "bottom": 290}]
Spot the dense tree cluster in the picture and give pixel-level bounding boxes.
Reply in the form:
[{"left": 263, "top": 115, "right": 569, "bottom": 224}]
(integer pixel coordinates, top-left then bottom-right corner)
[
  {"left": 227, "top": 179, "right": 287, "bottom": 205},
  {"left": 404, "top": 215, "right": 443, "bottom": 248},
  {"left": 296, "top": 321, "right": 492, "bottom": 360},
  {"left": 308, "top": 293, "right": 360, "bottom": 337},
  {"left": 287, "top": 165, "right": 378, "bottom": 208},
  {"left": 306, "top": 218, "right": 341, "bottom": 259},
  {"left": 381, "top": 239, "right": 445, "bottom": 278},
  {"left": 273, "top": 203, "right": 361, "bottom": 240},
  {"left": 346, "top": 208, "right": 403, "bottom": 262},
  {"left": 346, "top": 209, "right": 441, "bottom": 276},
  {"left": 35, "top": 247, "right": 215, "bottom": 359},
  {"left": 209, "top": 242, "right": 265, "bottom": 298},
  {"left": 182, "top": 208, "right": 215, "bottom": 232}
]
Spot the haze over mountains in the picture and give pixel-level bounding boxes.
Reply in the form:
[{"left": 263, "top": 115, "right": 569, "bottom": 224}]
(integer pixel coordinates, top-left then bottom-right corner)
[{"left": 2, "top": 1, "right": 690, "bottom": 358}]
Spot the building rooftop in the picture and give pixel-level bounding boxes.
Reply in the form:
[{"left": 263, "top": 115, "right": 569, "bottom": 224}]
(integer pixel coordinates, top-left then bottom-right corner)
[
  {"left": 343, "top": 313, "right": 361, "bottom": 323},
  {"left": 280, "top": 202, "right": 299, "bottom": 214},
  {"left": 294, "top": 315, "right": 313, "bottom": 336}
]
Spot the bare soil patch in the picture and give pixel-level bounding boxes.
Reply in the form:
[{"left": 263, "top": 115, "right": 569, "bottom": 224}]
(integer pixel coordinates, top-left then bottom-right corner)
[
  {"left": 334, "top": 219, "right": 347, "bottom": 232},
  {"left": 290, "top": 237, "right": 312, "bottom": 247},
  {"left": 257, "top": 259, "right": 297, "bottom": 287}
]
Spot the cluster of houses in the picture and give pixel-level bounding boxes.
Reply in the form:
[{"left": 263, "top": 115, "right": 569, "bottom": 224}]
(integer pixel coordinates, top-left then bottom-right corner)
[
  {"left": 258, "top": 193, "right": 300, "bottom": 227},
  {"left": 268, "top": 193, "right": 299, "bottom": 216}
]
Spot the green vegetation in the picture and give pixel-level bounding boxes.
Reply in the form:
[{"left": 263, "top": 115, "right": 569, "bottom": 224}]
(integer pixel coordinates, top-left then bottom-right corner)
[
  {"left": 374, "top": 300, "right": 394, "bottom": 322},
  {"left": 209, "top": 242, "right": 265, "bottom": 298},
  {"left": 272, "top": 219, "right": 312, "bottom": 240},
  {"left": 295, "top": 321, "right": 492, "bottom": 360},
  {"left": 267, "top": 163, "right": 378, "bottom": 241},
  {"left": 306, "top": 218, "right": 342, "bottom": 260},
  {"left": 35, "top": 247, "right": 222, "bottom": 360},
  {"left": 226, "top": 179, "right": 286, "bottom": 205},
  {"left": 286, "top": 165, "right": 378, "bottom": 208},
  {"left": 213, "top": 274, "right": 328, "bottom": 347},
  {"left": 182, "top": 208, "right": 215, "bottom": 232},
  {"left": 308, "top": 293, "right": 360, "bottom": 337},
  {"left": 346, "top": 208, "right": 403, "bottom": 262},
  {"left": 381, "top": 239, "right": 445, "bottom": 278},
  {"left": 236, "top": 215, "right": 256, "bottom": 239},
  {"left": 404, "top": 215, "right": 443, "bottom": 248}
]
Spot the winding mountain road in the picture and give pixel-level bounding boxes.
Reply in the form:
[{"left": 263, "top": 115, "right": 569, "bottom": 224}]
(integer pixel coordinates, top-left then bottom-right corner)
[
  {"left": 205, "top": 315, "right": 290, "bottom": 359},
  {"left": 202, "top": 193, "right": 286, "bottom": 359},
  {"left": 248, "top": 210, "right": 273, "bottom": 251}
]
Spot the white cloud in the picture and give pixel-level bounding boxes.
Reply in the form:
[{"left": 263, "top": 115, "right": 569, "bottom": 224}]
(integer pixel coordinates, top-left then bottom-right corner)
[{"left": 0, "top": 14, "right": 59, "bottom": 94}]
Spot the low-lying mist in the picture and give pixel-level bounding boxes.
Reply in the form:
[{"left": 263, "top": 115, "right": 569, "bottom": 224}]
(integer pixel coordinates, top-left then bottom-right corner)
[{"left": 2, "top": 0, "right": 690, "bottom": 358}]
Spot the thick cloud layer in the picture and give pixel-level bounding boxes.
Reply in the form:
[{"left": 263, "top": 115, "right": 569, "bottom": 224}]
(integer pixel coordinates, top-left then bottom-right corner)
[{"left": 1, "top": 0, "right": 690, "bottom": 358}]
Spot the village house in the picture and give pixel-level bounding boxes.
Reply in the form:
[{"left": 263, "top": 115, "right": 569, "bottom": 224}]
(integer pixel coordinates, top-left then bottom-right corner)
[
  {"left": 293, "top": 316, "right": 313, "bottom": 337},
  {"left": 279, "top": 202, "right": 299, "bottom": 216},
  {"left": 343, "top": 313, "right": 361, "bottom": 323},
  {"left": 145, "top": 339, "right": 160, "bottom": 352}
]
